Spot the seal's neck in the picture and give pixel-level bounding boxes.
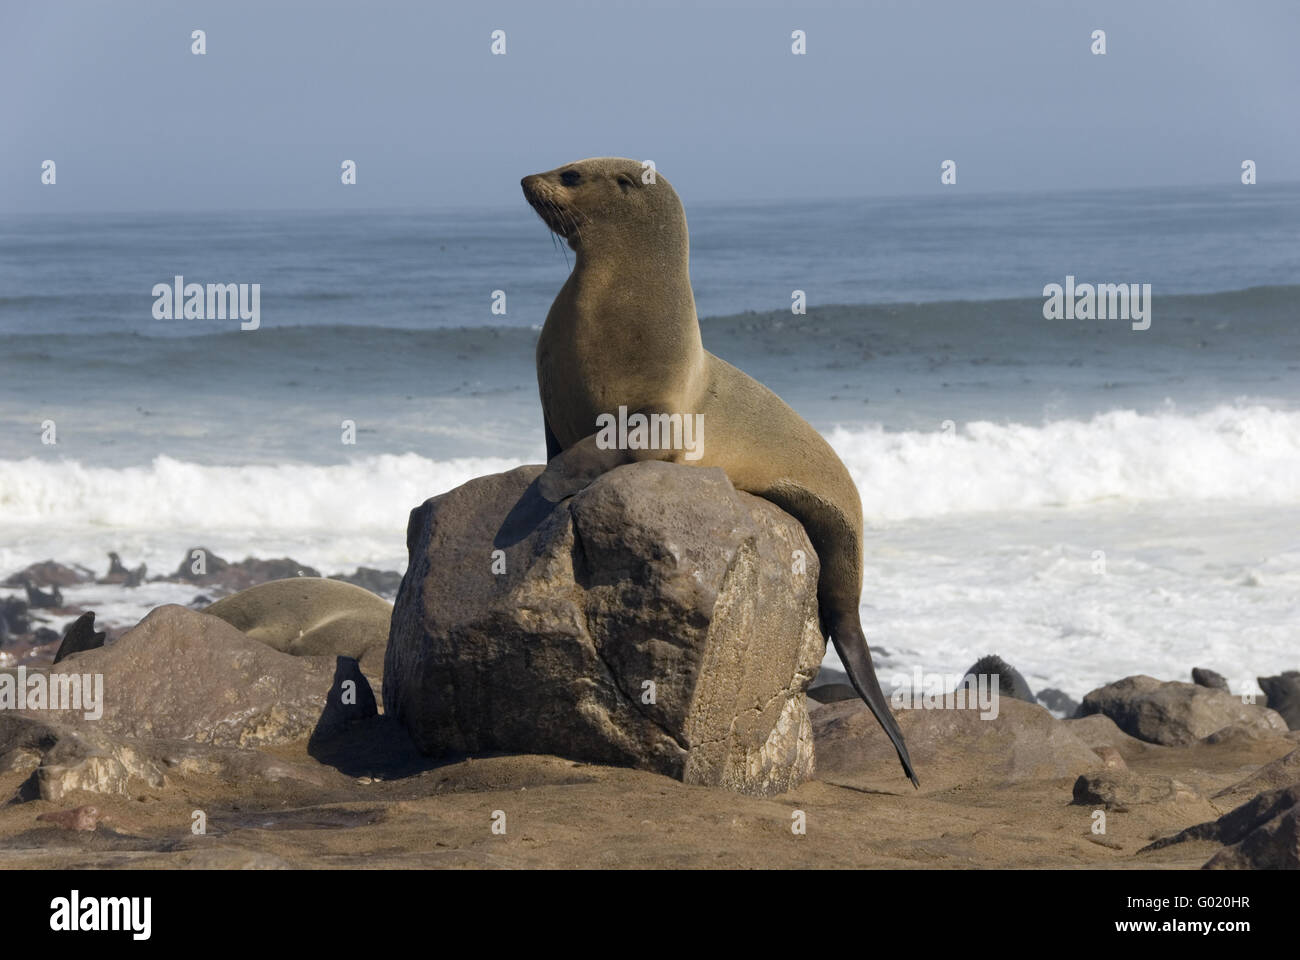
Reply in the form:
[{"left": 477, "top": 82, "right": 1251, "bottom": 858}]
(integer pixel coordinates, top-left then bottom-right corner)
[
  {"left": 569, "top": 238, "right": 697, "bottom": 329},
  {"left": 574, "top": 214, "right": 692, "bottom": 299},
  {"left": 573, "top": 218, "right": 689, "bottom": 274}
]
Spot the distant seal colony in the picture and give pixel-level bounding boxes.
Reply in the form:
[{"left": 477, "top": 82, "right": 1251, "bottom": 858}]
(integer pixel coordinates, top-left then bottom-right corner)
[{"left": 523, "top": 157, "right": 917, "bottom": 785}]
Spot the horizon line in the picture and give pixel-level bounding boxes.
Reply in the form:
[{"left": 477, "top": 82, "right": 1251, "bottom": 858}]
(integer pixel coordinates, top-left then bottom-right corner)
[{"left": 2, "top": 177, "right": 1295, "bottom": 219}]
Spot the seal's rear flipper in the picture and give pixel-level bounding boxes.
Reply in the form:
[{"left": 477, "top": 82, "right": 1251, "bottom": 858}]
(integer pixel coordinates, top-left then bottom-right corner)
[{"left": 830, "top": 618, "right": 918, "bottom": 788}]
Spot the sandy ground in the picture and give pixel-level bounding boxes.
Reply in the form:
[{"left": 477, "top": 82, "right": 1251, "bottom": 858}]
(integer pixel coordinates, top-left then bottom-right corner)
[{"left": 2, "top": 701, "right": 1294, "bottom": 870}]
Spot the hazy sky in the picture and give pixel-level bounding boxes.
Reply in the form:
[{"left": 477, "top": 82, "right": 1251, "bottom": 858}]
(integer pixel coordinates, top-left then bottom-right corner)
[{"left": 2, "top": 0, "right": 1297, "bottom": 212}]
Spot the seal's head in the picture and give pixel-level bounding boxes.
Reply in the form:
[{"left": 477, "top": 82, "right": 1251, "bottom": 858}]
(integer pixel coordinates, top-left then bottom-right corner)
[{"left": 521, "top": 157, "right": 686, "bottom": 257}]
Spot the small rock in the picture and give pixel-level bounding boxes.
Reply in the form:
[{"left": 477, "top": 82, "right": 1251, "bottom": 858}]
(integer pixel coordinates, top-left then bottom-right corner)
[
  {"left": 330, "top": 567, "right": 403, "bottom": 597},
  {"left": 36, "top": 804, "right": 103, "bottom": 831},
  {"left": 172, "top": 546, "right": 232, "bottom": 583},
  {"left": 1079, "top": 675, "right": 1287, "bottom": 746},
  {"left": 1073, "top": 771, "right": 1198, "bottom": 809},
  {"left": 1192, "top": 667, "right": 1229, "bottom": 691},
  {"left": 1037, "top": 687, "right": 1080, "bottom": 717},
  {"left": 171, "top": 547, "right": 322, "bottom": 591},
  {"left": 3, "top": 561, "right": 93, "bottom": 589}
]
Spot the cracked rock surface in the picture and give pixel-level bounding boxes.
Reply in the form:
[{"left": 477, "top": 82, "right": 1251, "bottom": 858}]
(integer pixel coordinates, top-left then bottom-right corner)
[{"left": 385, "top": 462, "right": 824, "bottom": 796}]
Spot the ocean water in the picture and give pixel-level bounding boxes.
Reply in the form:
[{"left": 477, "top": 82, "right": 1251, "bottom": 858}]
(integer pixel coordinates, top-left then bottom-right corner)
[{"left": 1, "top": 182, "right": 1298, "bottom": 698}]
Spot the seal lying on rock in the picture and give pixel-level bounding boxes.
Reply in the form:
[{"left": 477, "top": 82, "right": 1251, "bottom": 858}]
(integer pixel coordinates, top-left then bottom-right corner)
[
  {"left": 203, "top": 578, "right": 392, "bottom": 693},
  {"left": 523, "top": 157, "right": 917, "bottom": 785}
]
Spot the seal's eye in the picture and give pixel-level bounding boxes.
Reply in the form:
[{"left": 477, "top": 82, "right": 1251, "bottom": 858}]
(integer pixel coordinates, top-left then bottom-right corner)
[
  {"left": 560, "top": 170, "right": 581, "bottom": 187},
  {"left": 616, "top": 174, "right": 634, "bottom": 192}
]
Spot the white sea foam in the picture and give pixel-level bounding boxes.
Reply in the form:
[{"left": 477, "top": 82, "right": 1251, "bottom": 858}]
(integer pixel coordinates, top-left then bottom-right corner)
[
  {"left": 6, "top": 404, "right": 1293, "bottom": 544},
  {"left": 3, "top": 405, "right": 1297, "bottom": 697},
  {"left": 1, "top": 404, "right": 1297, "bottom": 556},
  {"left": 0, "top": 453, "right": 520, "bottom": 530},
  {"left": 830, "top": 403, "right": 1300, "bottom": 521},
  {"left": 0, "top": 453, "right": 522, "bottom": 576}
]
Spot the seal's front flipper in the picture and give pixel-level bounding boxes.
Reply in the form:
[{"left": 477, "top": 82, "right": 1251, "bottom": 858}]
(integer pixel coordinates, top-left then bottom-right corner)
[
  {"left": 830, "top": 615, "right": 919, "bottom": 788},
  {"left": 537, "top": 433, "right": 634, "bottom": 502}
]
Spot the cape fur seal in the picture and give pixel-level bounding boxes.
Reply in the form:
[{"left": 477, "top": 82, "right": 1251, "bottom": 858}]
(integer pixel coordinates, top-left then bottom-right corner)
[
  {"left": 203, "top": 578, "right": 392, "bottom": 692},
  {"left": 53, "top": 611, "right": 105, "bottom": 664},
  {"left": 523, "top": 157, "right": 917, "bottom": 785}
]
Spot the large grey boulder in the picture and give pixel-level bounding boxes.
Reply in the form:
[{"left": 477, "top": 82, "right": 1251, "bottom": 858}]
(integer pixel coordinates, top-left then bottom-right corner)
[
  {"left": 7, "top": 605, "right": 375, "bottom": 747},
  {"left": 1078, "top": 675, "right": 1287, "bottom": 746},
  {"left": 384, "top": 462, "right": 825, "bottom": 796}
]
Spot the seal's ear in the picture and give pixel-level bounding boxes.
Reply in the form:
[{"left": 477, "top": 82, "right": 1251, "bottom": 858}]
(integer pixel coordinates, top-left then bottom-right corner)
[{"left": 615, "top": 173, "right": 634, "bottom": 193}]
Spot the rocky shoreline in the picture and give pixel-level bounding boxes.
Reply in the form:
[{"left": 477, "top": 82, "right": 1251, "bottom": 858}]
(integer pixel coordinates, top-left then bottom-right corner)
[
  {"left": 0, "top": 552, "right": 402, "bottom": 670},
  {"left": 1, "top": 463, "right": 1297, "bottom": 869},
  {"left": 2, "top": 680, "right": 1296, "bottom": 869}
]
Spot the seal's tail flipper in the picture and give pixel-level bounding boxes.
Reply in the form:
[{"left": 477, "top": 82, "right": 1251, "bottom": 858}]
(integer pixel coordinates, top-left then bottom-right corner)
[{"left": 830, "top": 616, "right": 919, "bottom": 787}]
